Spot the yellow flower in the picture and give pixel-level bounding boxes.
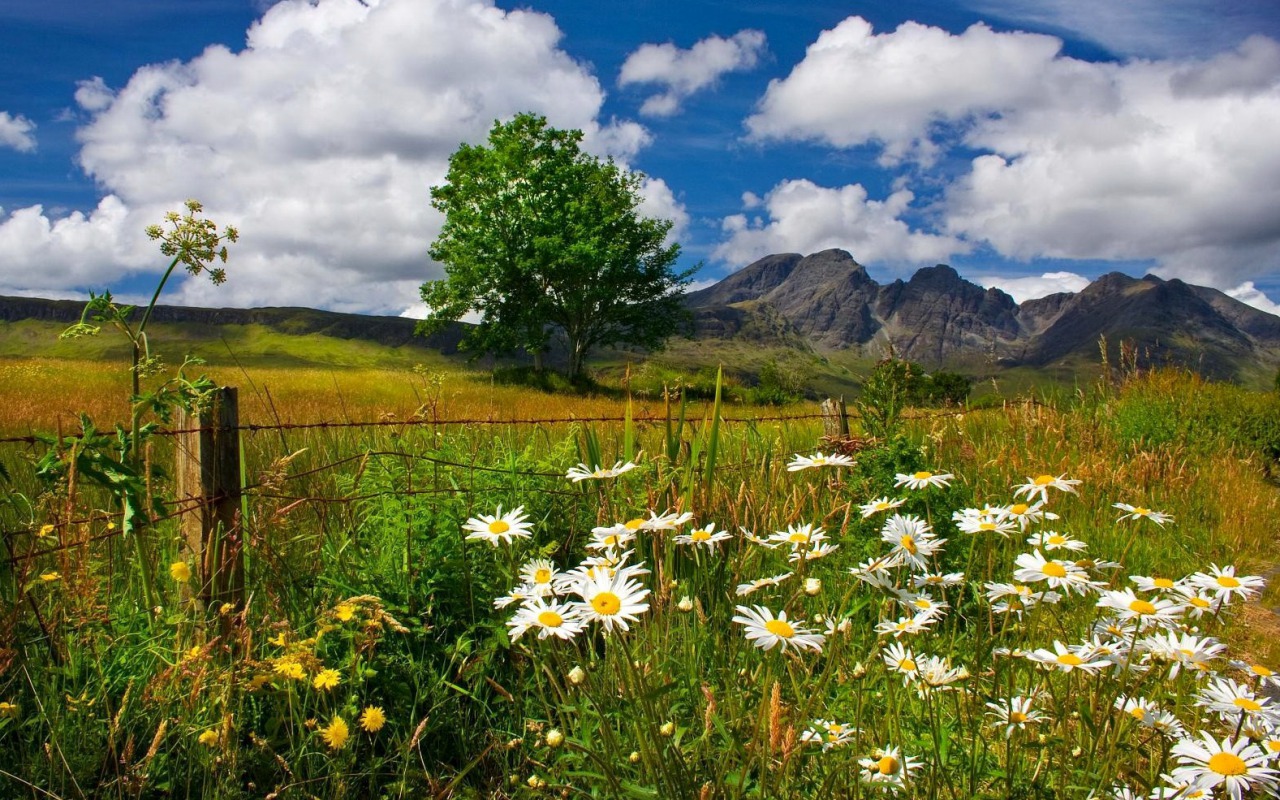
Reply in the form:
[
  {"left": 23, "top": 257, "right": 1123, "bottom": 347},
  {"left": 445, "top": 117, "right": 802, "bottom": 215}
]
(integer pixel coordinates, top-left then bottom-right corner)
[
  {"left": 170, "top": 561, "right": 191, "bottom": 582},
  {"left": 40, "top": 572, "right": 60, "bottom": 583},
  {"left": 273, "top": 659, "right": 306, "bottom": 681},
  {"left": 358, "top": 706, "right": 386, "bottom": 733},
  {"left": 37, "top": 524, "right": 55, "bottom": 538},
  {"left": 320, "top": 716, "right": 349, "bottom": 750},
  {"left": 312, "top": 669, "right": 342, "bottom": 691},
  {"left": 198, "top": 729, "right": 220, "bottom": 747},
  {"left": 334, "top": 603, "right": 356, "bottom": 622},
  {"left": 268, "top": 632, "right": 288, "bottom": 647},
  {"left": 0, "top": 701, "right": 18, "bottom": 717}
]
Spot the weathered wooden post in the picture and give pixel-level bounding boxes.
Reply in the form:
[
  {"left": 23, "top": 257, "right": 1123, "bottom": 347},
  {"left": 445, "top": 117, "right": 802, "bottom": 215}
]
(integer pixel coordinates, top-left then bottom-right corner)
[
  {"left": 820, "top": 397, "right": 851, "bottom": 438},
  {"left": 175, "top": 387, "right": 244, "bottom": 616}
]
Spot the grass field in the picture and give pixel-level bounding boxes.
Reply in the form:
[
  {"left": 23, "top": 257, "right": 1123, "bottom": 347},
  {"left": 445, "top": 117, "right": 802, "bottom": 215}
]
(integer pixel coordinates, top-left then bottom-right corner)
[{"left": 1, "top": 354, "right": 1279, "bottom": 799}]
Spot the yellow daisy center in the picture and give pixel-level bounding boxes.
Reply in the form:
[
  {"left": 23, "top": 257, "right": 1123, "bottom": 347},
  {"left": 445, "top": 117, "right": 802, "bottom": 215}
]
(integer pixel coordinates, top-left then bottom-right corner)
[
  {"left": 899, "top": 658, "right": 917, "bottom": 672},
  {"left": 789, "top": 532, "right": 810, "bottom": 543},
  {"left": 1047, "top": 534, "right": 1066, "bottom": 545},
  {"left": 875, "top": 502, "right": 892, "bottom": 510},
  {"left": 1250, "top": 664, "right": 1273, "bottom": 677},
  {"left": 1234, "top": 698, "right": 1263, "bottom": 713},
  {"left": 534, "top": 568, "right": 552, "bottom": 584},
  {"left": 1266, "top": 739, "right": 1280, "bottom": 754},
  {"left": 537, "top": 610, "right": 564, "bottom": 628},
  {"left": 625, "top": 518, "right": 646, "bottom": 530},
  {"left": 1133, "top": 507, "right": 1150, "bottom": 516},
  {"left": 1190, "top": 597, "right": 1211, "bottom": 608},
  {"left": 765, "top": 619, "right": 796, "bottom": 638},
  {"left": 1129, "top": 707, "right": 1146, "bottom": 720},
  {"left": 603, "top": 535, "right": 620, "bottom": 546},
  {"left": 591, "top": 592, "right": 622, "bottom": 616},
  {"left": 1153, "top": 577, "right": 1174, "bottom": 589},
  {"left": 812, "top": 456, "right": 827, "bottom": 465},
  {"left": 1056, "top": 653, "right": 1083, "bottom": 666},
  {"left": 1129, "top": 600, "right": 1157, "bottom": 615},
  {"left": 691, "top": 530, "right": 711, "bottom": 541},
  {"left": 900, "top": 535, "right": 917, "bottom": 554},
  {"left": 489, "top": 520, "right": 510, "bottom": 534},
  {"left": 979, "top": 522, "right": 997, "bottom": 531},
  {"left": 913, "top": 599, "right": 932, "bottom": 610},
  {"left": 1008, "top": 711, "right": 1028, "bottom": 724},
  {"left": 1042, "top": 562, "right": 1067, "bottom": 579},
  {"left": 1034, "top": 474, "right": 1056, "bottom": 485},
  {"left": 877, "top": 755, "right": 901, "bottom": 775},
  {"left": 912, "top": 471, "right": 932, "bottom": 481},
  {"left": 1207, "top": 751, "right": 1247, "bottom": 776},
  {"left": 1216, "top": 575, "right": 1241, "bottom": 589},
  {"left": 1010, "top": 503, "right": 1029, "bottom": 514}
]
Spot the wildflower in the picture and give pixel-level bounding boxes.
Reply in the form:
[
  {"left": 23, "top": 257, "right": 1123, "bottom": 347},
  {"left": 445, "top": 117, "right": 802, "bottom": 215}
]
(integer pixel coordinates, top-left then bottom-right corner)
[
  {"left": 574, "top": 570, "right": 650, "bottom": 634},
  {"left": 39, "top": 572, "right": 60, "bottom": 583},
  {"left": 628, "top": 751, "right": 641, "bottom": 764},
  {"left": 883, "top": 643, "right": 920, "bottom": 685},
  {"left": 320, "top": 716, "right": 350, "bottom": 750},
  {"left": 545, "top": 728, "right": 564, "bottom": 747},
  {"left": 801, "top": 719, "right": 856, "bottom": 751},
  {"left": 677, "top": 596, "right": 695, "bottom": 612},
  {"left": 849, "top": 556, "right": 898, "bottom": 590},
  {"left": 860, "top": 496, "right": 905, "bottom": 518},
  {"left": 732, "top": 605, "right": 825, "bottom": 653},
  {"left": 1027, "top": 641, "right": 1109, "bottom": 673},
  {"left": 1196, "top": 677, "right": 1278, "bottom": 725},
  {"left": 169, "top": 561, "right": 191, "bottom": 582},
  {"left": 1130, "top": 575, "right": 1181, "bottom": 594},
  {"left": 568, "top": 666, "right": 587, "bottom": 685},
  {"left": 312, "top": 669, "right": 342, "bottom": 691},
  {"left": 359, "top": 706, "right": 386, "bottom": 733},
  {"left": 787, "top": 452, "right": 855, "bottom": 471},
  {"left": 1112, "top": 696, "right": 1185, "bottom": 739},
  {"left": 1140, "top": 631, "right": 1225, "bottom": 678},
  {"left": 911, "top": 571, "right": 965, "bottom": 589},
  {"left": 875, "top": 614, "right": 937, "bottom": 638},
  {"left": 1169, "top": 733, "right": 1278, "bottom": 799},
  {"left": 1003, "top": 501, "right": 1058, "bottom": 530},
  {"left": 518, "top": 558, "right": 562, "bottom": 593},
  {"left": 768, "top": 523, "right": 826, "bottom": 550},
  {"left": 859, "top": 745, "right": 921, "bottom": 791},
  {"left": 493, "top": 584, "right": 538, "bottom": 609},
  {"left": 508, "top": 597, "right": 586, "bottom": 642},
  {"left": 36, "top": 524, "right": 55, "bottom": 538},
  {"left": 1113, "top": 503, "right": 1174, "bottom": 525},
  {"left": 618, "top": 510, "right": 694, "bottom": 532},
  {"left": 1013, "top": 551, "right": 1094, "bottom": 594},
  {"left": 198, "top": 729, "right": 220, "bottom": 747},
  {"left": 916, "top": 655, "right": 968, "bottom": 691},
  {"left": 1013, "top": 473, "right": 1081, "bottom": 504},
  {"left": 273, "top": 658, "right": 306, "bottom": 681},
  {"left": 463, "top": 505, "right": 532, "bottom": 546},
  {"left": 735, "top": 571, "right": 793, "bottom": 597},
  {"left": 1170, "top": 585, "right": 1220, "bottom": 618},
  {"left": 804, "top": 578, "right": 822, "bottom": 596},
  {"left": 881, "top": 514, "right": 946, "bottom": 571},
  {"left": 565, "top": 461, "right": 637, "bottom": 482},
  {"left": 659, "top": 721, "right": 675, "bottom": 737},
  {"left": 586, "top": 525, "right": 637, "bottom": 550},
  {"left": 1025, "top": 531, "right": 1087, "bottom": 552},
  {"left": 894, "top": 470, "right": 954, "bottom": 490},
  {"left": 985, "top": 696, "right": 1047, "bottom": 737},
  {"left": 1231, "top": 660, "right": 1279, "bottom": 690},
  {"left": 0, "top": 701, "right": 17, "bottom": 717},
  {"left": 893, "top": 590, "right": 949, "bottom": 621},
  {"left": 1096, "top": 589, "right": 1181, "bottom": 627},
  {"left": 674, "top": 523, "right": 732, "bottom": 548},
  {"left": 1188, "top": 564, "right": 1265, "bottom": 604},
  {"left": 788, "top": 541, "right": 839, "bottom": 563},
  {"left": 957, "top": 515, "right": 1018, "bottom": 537}
]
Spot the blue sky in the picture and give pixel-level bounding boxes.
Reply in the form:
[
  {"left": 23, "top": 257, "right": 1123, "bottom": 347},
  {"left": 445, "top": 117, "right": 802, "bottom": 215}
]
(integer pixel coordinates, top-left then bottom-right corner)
[{"left": 2, "top": 0, "right": 1280, "bottom": 316}]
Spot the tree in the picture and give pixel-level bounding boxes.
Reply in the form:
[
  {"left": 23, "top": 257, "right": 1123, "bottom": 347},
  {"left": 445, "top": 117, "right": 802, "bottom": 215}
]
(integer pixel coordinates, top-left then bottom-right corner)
[{"left": 418, "top": 113, "right": 691, "bottom": 381}]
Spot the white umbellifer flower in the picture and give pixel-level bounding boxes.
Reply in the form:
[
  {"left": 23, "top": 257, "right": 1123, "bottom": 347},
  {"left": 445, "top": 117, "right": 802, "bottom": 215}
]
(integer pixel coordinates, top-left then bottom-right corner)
[
  {"left": 1169, "top": 733, "right": 1278, "bottom": 800},
  {"left": 1188, "top": 564, "right": 1266, "bottom": 604},
  {"left": 507, "top": 597, "right": 586, "bottom": 642},
  {"left": 565, "top": 460, "right": 638, "bottom": 482},
  {"left": 1097, "top": 589, "right": 1181, "bottom": 627},
  {"left": 573, "top": 569, "right": 651, "bottom": 634},
  {"left": 1027, "top": 641, "right": 1109, "bottom": 673},
  {"left": 801, "top": 719, "right": 856, "bottom": 751},
  {"left": 732, "top": 605, "right": 825, "bottom": 653},
  {"left": 1113, "top": 502, "right": 1175, "bottom": 526},
  {"left": 787, "top": 452, "right": 855, "bottom": 471},
  {"left": 463, "top": 505, "right": 532, "bottom": 546},
  {"left": 1002, "top": 501, "right": 1058, "bottom": 530},
  {"left": 734, "top": 571, "right": 794, "bottom": 597},
  {"left": 674, "top": 523, "right": 732, "bottom": 548},
  {"left": 1197, "top": 677, "right": 1279, "bottom": 726},
  {"left": 985, "top": 696, "right": 1047, "bottom": 738},
  {"left": 1025, "top": 530, "right": 1087, "bottom": 552},
  {"left": 894, "top": 470, "right": 954, "bottom": 490},
  {"left": 859, "top": 745, "right": 921, "bottom": 791},
  {"left": 860, "top": 496, "right": 906, "bottom": 519},
  {"left": 1012, "top": 473, "right": 1081, "bottom": 504},
  {"left": 1013, "top": 550, "right": 1095, "bottom": 594}
]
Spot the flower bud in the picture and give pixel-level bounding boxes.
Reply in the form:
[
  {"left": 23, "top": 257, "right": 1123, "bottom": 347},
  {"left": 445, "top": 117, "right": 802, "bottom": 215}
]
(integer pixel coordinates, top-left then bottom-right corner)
[
  {"left": 804, "top": 578, "right": 822, "bottom": 595},
  {"left": 677, "top": 596, "right": 694, "bottom": 612},
  {"left": 545, "top": 729, "right": 564, "bottom": 748},
  {"left": 660, "top": 721, "right": 675, "bottom": 737},
  {"left": 568, "top": 666, "right": 586, "bottom": 685},
  {"left": 629, "top": 751, "right": 641, "bottom": 764}
]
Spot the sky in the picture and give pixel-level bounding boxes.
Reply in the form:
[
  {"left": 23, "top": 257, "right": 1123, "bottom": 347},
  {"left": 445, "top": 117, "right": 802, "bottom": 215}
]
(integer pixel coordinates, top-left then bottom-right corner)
[{"left": 2, "top": 0, "right": 1280, "bottom": 318}]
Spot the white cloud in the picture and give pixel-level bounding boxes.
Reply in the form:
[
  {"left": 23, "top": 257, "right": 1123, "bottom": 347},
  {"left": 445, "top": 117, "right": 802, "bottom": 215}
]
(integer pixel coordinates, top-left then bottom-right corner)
[
  {"left": 0, "top": 111, "right": 36, "bottom": 152},
  {"left": 747, "top": 16, "right": 1280, "bottom": 290},
  {"left": 712, "top": 179, "right": 968, "bottom": 268},
  {"left": 619, "top": 30, "right": 766, "bottom": 117},
  {"left": 0, "top": 0, "right": 673, "bottom": 314},
  {"left": 635, "top": 177, "right": 690, "bottom": 245},
  {"left": 1226, "top": 281, "right": 1280, "bottom": 317},
  {"left": 975, "top": 271, "right": 1090, "bottom": 303}
]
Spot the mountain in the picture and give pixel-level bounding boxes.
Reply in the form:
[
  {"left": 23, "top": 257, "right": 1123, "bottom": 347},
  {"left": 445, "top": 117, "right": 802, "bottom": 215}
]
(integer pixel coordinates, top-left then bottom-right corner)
[{"left": 687, "top": 249, "right": 1280, "bottom": 384}]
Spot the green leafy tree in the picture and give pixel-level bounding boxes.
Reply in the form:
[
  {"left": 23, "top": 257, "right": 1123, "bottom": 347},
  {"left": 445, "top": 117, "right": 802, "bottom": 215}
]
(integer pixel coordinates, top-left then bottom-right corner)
[{"left": 419, "top": 113, "right": 691, "bottom": 381}]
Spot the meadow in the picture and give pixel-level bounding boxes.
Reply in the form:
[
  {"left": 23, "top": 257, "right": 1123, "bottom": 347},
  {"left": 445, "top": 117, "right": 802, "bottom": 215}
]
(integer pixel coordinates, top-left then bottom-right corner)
[{"left": 1, "top": 355, "right": 1279, "bottom": 799}]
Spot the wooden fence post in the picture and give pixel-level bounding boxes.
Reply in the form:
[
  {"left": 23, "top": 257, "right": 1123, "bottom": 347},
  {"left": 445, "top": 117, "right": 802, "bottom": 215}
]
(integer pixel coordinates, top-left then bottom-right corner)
[
  {"left": 175, "top": 387, "right": 244, "bottom": 615},
  {"left": 820, "top": 397, "right": 851, "bottom": 439}
]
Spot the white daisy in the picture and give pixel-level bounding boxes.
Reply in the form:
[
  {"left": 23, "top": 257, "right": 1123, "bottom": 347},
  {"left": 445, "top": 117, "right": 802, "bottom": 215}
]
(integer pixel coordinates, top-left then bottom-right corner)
[
  {"left": 1096, "top": 589, "right": 1182, "bottom": 627},
  {"left": 1113, "top": 502, "right": 1175, "bottom": 526},
  {"left": 1013, "top": 473, "right": 1081, "bottom": 504},
  {"left": 859, "top": 745, "right": 922, "bottom": 791},
  {"left": 1196, "top": 677, "right": 1279, "bottom": 725},
  {"left": 883, "top": 642, "right": 920, "bottom": 685},
  {"left": 674, "top": 523, "right": 733, "bottom": 548},
  {"left": 1169, "top": 733, "right": 1278, "bottom": 800},
  {"left": 894, "top": 470, "right": 954, "bottom": 490},
  {"left": 735, "top": 571, "right": 794, "bottom": 597},
  {"left": 1188, "top": 565, "right": 1265, "bottom": 604},
  {"left": 463, "top": 505, "right": 532, "bottom": 546},
  {"left": 910, "top": 571, "right": 965, "bottom": 589},
  {"left": 875, "top": 614, "right": 938, "bottom": 638},
  {"left": 565, "top": 460, "right": 638, "bottom": 482},
  {"left": 860, "top": 496, "right": 906, "bottom": 519},
  {"left": 787, "top": 452, "right": 855, "bottom": 471},
  {"left": 573, "top": 569, "right": 651, "bottom": 634},
  {"left": 1025, "top": 530, "right": 1087, "bottom": 552},
  {"left": 732, "top": 605, "right": 825, "bottom": 653},
  {"left": 956, "top": 514, "right": 1018, "bottom": 537},
  {"left": 1013, "top": 550, "right": 1095, "bottom": 594},
  {"left": 985, "top": 696, "right": 1047, "bottom": 738},
  {"left": 518, "top": 558, "right": 562, "bottom": 595},
  {"left": 1129, "top": 575, "right": 1183, "bottom": 594},
  {"left": 507, "top": 597, "right": 586, "bottom": 642},
  {"left": 801, "top": 719, "right": 856, "bottom": 751},
  {"left": 1002, "top": 501, "right": 1058, "bottom": 530},
  {"left": 1027, "top": 641, "right": 1110, "bottom": 673}
]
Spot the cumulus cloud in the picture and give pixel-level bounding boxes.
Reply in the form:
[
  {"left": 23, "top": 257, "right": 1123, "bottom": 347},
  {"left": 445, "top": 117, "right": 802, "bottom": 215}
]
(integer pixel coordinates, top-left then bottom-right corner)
[
  {"left": 747, "top": 16, "right": 1280, "bottom": 289},
  {"left": 0, "top": 0, "right": 677, "bottom": 314},
  {"left": 1226, "top": 281, "right": 1280, "bottom": 317},
  {"left": 975, "top": 271, "right": 1090, "bottom": 303},
  {"left": 619, "top": 30, "right": 766, "bottom": 117},
  {"left": 0, "top": 111, "right": 37, "bottom": 152},
  {"left": 712, "top": 179, "right": 967, "bottom": 268}
]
